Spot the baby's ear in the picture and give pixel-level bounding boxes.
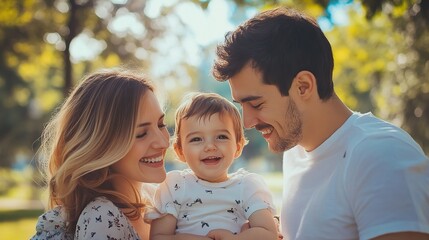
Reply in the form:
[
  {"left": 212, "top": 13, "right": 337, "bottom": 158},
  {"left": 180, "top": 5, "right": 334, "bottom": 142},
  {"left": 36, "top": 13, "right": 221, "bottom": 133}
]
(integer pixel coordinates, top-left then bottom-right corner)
[
  {"left": 234, "top": 140, "right": 244, "bottom": 159},
  {"left": 173, "top": 143, "right": 186, "bottom": 163}
]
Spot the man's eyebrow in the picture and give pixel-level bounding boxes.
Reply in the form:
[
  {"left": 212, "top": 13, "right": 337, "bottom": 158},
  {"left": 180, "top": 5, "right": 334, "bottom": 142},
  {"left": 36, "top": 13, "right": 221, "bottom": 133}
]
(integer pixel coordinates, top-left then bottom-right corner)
[{"left": 233, "top": 96, "right": 262, "bottom": 103}]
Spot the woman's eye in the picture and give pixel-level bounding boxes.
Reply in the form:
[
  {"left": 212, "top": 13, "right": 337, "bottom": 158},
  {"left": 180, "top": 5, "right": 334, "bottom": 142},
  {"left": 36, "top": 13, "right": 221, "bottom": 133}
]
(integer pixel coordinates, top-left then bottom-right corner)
[
  {"left": 136, "top": 132, "right": 147, "bottom": 139},
  {"left": 158, "top": 123, "right": 167, "bottom": 128}
]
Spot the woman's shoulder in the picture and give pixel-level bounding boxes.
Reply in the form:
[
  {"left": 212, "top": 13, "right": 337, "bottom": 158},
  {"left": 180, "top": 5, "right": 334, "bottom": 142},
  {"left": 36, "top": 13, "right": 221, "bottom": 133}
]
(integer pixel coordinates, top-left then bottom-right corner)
[
  {"left": 75, "top": 197, "right": 138, "bottom": 239},
  {"left": 78, "top": 197, "right": 125, "bottom": 223},
  {"left": 81, "top": 196, "right": 118, "bottom": 213}
]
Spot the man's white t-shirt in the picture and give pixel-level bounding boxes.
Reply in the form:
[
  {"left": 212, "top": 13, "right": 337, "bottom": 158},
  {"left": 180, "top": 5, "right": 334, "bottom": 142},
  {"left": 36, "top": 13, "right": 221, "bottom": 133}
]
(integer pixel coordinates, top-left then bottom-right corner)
[{"left": 281, "top": 112, "right": 429, "bottom": 240}]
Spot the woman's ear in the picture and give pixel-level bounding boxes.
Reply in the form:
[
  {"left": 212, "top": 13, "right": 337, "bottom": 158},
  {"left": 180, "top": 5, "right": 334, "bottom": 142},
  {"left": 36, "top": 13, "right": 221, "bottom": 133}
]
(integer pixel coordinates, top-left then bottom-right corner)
[
  {"left": 292, "top": 70, "right": 316, "bottom": 100},
  {"left": 173, "top": 143, "right": 186, "bottom": 163}
]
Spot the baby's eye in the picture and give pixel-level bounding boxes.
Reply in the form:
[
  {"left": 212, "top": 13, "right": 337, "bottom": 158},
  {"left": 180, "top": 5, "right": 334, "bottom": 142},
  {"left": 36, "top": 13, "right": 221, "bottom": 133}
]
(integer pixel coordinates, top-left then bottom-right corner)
[
  {"left": 189, "top": 137, "right": 202, "bottom": 142},
  {"left": 218, "top": 134, "right": 229, "bottom": 140}
]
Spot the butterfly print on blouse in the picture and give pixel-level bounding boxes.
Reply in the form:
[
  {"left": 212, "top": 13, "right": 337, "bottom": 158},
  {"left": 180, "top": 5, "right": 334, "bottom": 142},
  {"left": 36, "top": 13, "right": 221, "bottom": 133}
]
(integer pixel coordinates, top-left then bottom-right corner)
[
  {"left": 174, "top": 184, "right": 180, "bottom": 191},
  {"left": 107, "top": 210, "right": 114, "bottom": 217},
  {"left": 92, "top": 206, "right": 101, "bottom": 211}
]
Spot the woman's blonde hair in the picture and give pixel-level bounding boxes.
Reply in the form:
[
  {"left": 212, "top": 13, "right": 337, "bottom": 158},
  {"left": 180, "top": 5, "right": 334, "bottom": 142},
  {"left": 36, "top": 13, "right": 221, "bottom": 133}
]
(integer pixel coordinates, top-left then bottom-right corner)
[
  {"left": 38, "top": 68, "right": 154, "bottom": 233},
  {"left": 173, "top": 92, "right": 248, "bottom": 152}
]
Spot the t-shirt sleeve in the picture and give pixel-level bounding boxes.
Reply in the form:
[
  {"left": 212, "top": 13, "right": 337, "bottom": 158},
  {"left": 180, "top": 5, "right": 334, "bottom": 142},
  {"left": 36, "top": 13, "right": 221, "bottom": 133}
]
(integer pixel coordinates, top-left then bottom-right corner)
[
  {"left": 75, "top": 198, "right": 133, "bottom": 239},
  {"left": 151, "top": 170, "right": 184, "bottom": 219},
  {"left": 241, "top": 173, "right": 276, "bottom": 219},
  {"left": 345, "top": 137, "right": 429, "bottom": 239}
]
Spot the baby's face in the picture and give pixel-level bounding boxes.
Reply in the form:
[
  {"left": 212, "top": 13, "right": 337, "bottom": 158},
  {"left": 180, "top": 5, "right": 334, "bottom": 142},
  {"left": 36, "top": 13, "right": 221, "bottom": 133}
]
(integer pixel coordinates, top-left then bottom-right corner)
[{"left": 177, "top": 113, "right": 241, "bottom": 183}]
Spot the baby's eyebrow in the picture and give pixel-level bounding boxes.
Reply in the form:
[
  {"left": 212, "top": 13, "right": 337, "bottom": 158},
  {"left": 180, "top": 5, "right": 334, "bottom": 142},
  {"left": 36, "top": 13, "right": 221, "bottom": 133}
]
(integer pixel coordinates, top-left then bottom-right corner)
[{"left": 185, "top": 131, "right": 201, "bottom": 138}]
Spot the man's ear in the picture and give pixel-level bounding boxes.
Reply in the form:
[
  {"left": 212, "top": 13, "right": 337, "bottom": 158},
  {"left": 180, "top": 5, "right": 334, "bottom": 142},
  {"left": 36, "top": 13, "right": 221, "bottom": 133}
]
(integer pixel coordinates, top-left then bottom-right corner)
[
  {"left": 292, "top": 71, "right": 316, "bottom": 100},
  {"left": 173, "top": 143, "right": 186, "bottom": 163}
]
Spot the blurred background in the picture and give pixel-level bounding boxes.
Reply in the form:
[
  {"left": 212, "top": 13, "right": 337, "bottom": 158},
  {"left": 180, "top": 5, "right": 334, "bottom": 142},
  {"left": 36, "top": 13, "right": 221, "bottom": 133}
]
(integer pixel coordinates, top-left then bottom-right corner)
[{"left": 0, "top": 0, "right": 428, "bottom": 239}]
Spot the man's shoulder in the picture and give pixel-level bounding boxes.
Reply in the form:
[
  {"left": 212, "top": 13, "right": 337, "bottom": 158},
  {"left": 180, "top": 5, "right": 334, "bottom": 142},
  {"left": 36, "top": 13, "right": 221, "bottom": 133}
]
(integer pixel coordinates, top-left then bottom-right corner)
[
  {"left": 344, "top": 114, "right": 427, "bottom": 171},
  {"left": 347, "top": 112, "right": 421, "bottom": 151},
  {"left": 342, "top": 113, "right": 421, "bottom": 150}
]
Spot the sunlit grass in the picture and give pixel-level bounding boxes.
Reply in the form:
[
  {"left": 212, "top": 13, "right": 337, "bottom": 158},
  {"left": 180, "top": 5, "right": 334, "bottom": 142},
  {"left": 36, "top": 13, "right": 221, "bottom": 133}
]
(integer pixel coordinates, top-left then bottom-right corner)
[
  {"left": 0, "top": 167, "right": 45, "bottom": 239},
  {"left": 0, "top": 209, "right": 42, "bottom": 240}
]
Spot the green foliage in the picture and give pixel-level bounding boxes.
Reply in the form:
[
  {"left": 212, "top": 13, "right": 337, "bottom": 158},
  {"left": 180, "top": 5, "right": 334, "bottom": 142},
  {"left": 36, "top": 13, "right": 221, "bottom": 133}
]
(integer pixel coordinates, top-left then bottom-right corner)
[
  {"left": 0, "top": 0, "right": 195, "bottom": 167},
  {"left": 0, "top": 0, "right": 61, "bottom": 167}
]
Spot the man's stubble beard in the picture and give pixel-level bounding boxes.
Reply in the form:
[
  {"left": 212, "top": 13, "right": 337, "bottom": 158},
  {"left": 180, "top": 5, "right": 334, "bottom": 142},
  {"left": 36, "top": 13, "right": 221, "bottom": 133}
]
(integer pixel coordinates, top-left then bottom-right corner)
[{"left": 271, "top": 98, "right": 303, "bottom": 153}]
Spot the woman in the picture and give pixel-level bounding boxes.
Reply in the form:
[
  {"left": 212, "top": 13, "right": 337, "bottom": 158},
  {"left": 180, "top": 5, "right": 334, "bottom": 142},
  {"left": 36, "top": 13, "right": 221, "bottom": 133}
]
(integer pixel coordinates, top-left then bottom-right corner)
[{"left": 31, "top": 68, "right": 169, "bottom": 239}]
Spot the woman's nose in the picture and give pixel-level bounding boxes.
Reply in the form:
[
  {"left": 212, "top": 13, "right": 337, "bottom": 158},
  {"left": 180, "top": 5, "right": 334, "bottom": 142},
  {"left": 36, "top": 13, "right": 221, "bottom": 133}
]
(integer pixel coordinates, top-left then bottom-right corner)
[{"left": 153, "top": 129, "right": 170, "bottom": 149}]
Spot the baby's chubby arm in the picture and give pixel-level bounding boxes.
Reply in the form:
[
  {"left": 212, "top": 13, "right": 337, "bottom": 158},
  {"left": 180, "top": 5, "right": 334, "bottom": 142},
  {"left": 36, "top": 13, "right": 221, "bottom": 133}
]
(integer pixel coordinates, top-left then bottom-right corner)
[
  {"left": 150, "top": 214, "right": 212, "bottom": 240},
  {"left": 207, "top": 209, "right": 277, "bottom": 240}
]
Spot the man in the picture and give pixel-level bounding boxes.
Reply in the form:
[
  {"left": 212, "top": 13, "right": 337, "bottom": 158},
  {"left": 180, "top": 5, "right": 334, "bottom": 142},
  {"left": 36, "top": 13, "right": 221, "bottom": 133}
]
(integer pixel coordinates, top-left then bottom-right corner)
[{"left": 212, "top": 7, "right": 429, "bottom": 240}]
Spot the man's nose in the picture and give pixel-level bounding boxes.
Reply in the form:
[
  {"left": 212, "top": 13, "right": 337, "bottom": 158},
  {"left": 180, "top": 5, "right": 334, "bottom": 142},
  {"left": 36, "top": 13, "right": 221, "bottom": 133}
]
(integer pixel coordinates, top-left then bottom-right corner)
[{"left": 242, "top": 106, "right": 257, "bottom": 129}]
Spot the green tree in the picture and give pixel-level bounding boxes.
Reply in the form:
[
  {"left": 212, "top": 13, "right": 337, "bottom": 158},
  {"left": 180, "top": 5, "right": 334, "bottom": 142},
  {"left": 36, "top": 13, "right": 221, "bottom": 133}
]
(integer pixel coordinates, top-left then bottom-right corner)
[
  {"left": 0, "top": 0, "right": 196, "bottom": 167},
  {"left": 0, "top": 0, "right": 59, "bottom": 167}
]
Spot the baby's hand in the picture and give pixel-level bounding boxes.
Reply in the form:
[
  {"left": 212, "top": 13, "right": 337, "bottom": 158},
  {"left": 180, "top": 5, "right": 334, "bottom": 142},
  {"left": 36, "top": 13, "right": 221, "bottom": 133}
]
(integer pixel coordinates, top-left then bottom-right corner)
[{"left": 207, "top": 229, "right": 237, "bottom": 240}]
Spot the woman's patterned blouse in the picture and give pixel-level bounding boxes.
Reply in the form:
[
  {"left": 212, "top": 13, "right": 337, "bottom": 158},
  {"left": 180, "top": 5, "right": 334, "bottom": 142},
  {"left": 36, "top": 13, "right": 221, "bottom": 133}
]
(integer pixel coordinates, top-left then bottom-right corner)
[{"left": 31, "top": 197, "right": 140, "bottom": 240}]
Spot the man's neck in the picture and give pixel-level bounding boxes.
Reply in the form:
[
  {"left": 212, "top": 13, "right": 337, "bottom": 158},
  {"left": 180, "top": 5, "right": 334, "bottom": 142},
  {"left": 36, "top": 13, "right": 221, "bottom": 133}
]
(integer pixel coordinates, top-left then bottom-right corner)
[{"left": 301, "top": 94, "right": 352, "bottom": 152}]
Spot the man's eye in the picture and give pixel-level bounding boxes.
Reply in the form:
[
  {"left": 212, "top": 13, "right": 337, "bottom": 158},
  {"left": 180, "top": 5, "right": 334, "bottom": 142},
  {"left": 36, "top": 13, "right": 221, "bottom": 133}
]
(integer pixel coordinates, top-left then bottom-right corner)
[{"left": 251, "top": 103, "right": 263, "bottom": 109}]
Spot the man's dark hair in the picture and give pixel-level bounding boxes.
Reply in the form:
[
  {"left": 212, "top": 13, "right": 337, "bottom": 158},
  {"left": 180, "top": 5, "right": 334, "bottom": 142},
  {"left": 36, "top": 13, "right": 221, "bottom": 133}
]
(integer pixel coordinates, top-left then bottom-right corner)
[{"left": 212, "top": 7, "right": 334, "bottom": 100}]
